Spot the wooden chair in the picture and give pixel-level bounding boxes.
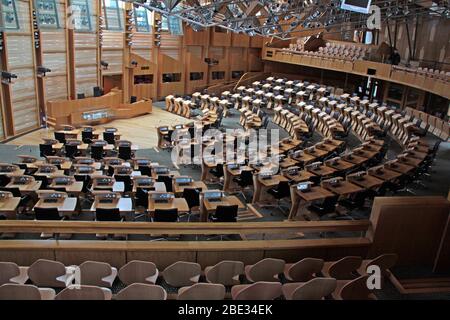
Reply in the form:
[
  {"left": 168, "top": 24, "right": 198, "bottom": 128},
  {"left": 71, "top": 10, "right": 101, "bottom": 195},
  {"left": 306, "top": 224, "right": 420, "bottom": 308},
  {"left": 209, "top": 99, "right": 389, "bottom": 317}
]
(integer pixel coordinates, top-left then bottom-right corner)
[
  {"left": 0, "top": 283, "right": 55, "bottom": 300},
  {"left": 204, "top": 261, "right": 244, "bottom": 286},
  {"left": 231, "top": 282, "right": 282, "bottom": 300},
  {"left": 321, "top": 256, "right": 362, "bottom": 280},
  {"left": 114, "top": 283, "right": 167, "bottom": 300},
  {"left": 357, "top": 253, "right": 398, "bottom": 279},
  {"left": 118, "top": 260, "right": 159, "bottom": 285},
  {"left": 0, "top": 262, "right": 29, "bottom": 285},
  {"left": 162, "top": 261, "right": 201, "bottom": 287},
  {"left": 28, "top": 259, "right": 75, "bottom": 288},
  {"left": 332, "top": 275, "right": 377, "bottom": 300},
  {"left": 282, "top": 277, "right": 337, "bottom": 300},
  {"left": 244, "top": 258, "right": 285, "bottom": 282},
  {"left": 79, "top": 261, "right": 118, "bottom": 287},
  {"left": 284, "top": 258, "right": 324, "bottom": 282},
  {"left": 177, "top": 283, "right": 226, "bottom": 300}
]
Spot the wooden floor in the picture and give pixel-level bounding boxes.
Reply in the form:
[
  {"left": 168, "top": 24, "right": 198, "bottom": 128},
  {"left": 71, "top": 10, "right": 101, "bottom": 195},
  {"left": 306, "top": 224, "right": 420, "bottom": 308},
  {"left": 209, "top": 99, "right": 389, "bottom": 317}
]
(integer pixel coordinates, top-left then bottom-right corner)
[{"left": 6, "top": 108, "right": 191, "bottom": 149}]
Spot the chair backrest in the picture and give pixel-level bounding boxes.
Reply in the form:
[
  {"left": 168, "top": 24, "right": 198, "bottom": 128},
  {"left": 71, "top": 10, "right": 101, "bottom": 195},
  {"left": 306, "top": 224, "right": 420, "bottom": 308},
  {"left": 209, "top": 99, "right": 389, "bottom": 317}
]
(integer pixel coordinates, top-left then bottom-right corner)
[
  {"left": 162, "top": 261, "right": 201, "bottom": 287},
  {"left": 0, "top": 284, "right": 43, "bottom": 300},
  {"left": 82, "top": 131, "right": 93, "bottom": 143},
  {"left": 205, "top": 260, "right": 244, "bottom": 286},
  {"left": 328, "top": 256, "right": 363, "bottom": 279},
  {"left": 0, "top": 174, "right": 11, "bottom": 187},
  {"left": 56, "top": 285, "right": 111, "bottom": 300},
  {"left": 115, "top": 175, "right": 132, "bottom": 192},
  {"left": 54, "top": 132, "right": 66, "bottom": 144},
  {"left": 339, "top": 275, "right": 373, "bottom": 300},
  {"left": 119, "top": 146, "right": 132, "bottom": 160},
  {"left": 247, "top": 258, "right": 285, "bottom": 282},
  {"left": 79, "top": 261, "right": 115, "bottom": 287},
  {"left": 91, "top": 145, "right": 104, "bottom": 160},
  {"left": 240, "top": 170, "right": 253, "bottom": 186},
  {"left": 39, "top": 144, "right": 54, "bottom": 157},
  {"left": 214, "top": 205, "right": 238, "bottom": 222},
  {"left": 178, "top": 283, "right": 226, "bottom": 300},
  {"left": 65, "top": 144, "right": 78, "bottom": 158},
  {"left": 365, "top": 254, "right": 398, "bottom": 276},
  {"left": 28, "top": 259, "right": 67, "bottom": 287},
  {"left": 214, "top": 163, "right": 224, "bottom": 176},
  {"left": 233, "top": 282, "right": 282, "bottom": 300},
  {"left": 157, "top": 175, "right": 173, "bottom": 192},
  {"left": 115, "top": 283, "right": 167, "bottom": 300},
  {"left": 138, "top": 166, "right": 152, "bottom": 176},
  {"left": 182, "top": 188, "right": 200, "bottom": 209},
  {"left": 103, "top": 132, "right": 116, "bottom": 144},
  {"left": 118, "top": 260, "right": 158, "bottom": 285},
  {"left": 0, "top": 262, "right": 20, "bottom": 285},
  {"left": 34, "top": 207, "right": 60, "bottom": 220},
  {"left": 154, "top": 208, "right": 178, "bottom": 222},
  {"left": 95, "top": 208, "right": 121, "bottom": 222},
  {"left": 287, "top": 258, "right": 324, "bottom": 282},
  {"left": 291, "top": 278, "right": 337, "bottom": 300},
  {"left": 277, "top": 180, "right": 291, "bottom": 197},
  {"left": 34, "top": 175, "right": 49, "bottom": 188}
]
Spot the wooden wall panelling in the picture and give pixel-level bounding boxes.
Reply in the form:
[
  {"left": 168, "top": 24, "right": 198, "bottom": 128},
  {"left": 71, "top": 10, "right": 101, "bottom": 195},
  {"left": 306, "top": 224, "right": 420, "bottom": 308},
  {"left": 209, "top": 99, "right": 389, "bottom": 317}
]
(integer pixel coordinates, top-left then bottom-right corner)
[
  {"left": 248, "top": 48, "right": 263, "bottom": 72},
  {"left": 5, "top": 0, "right": 40, "bottom": 134},
  {"left": 185, "top": 46, "right": 208, "bottom": 94},
  {"left": 73, "top": 0, "right": 99, "bottom": 98},
  {"left": 229, "top": 47, "right": 248, "bottom": 80},
  {"left": 367, "top": 196, "right": 450, "bottom": 267},
  {"left": 208, "top": 46, "right": 229, "bottom": 84},
  {"left": 41, "top": 30, "right": 70, "bottom": 101},
  {"left": 250, "top": 35, "right": 264, "bottom": 48},
  {"left": 0, "top": 33, "right": 15, "bottom": 138},
  {"left": 101, "top": 31, "right": 123, "bottom": 76},
  {"left": 183, "top": 24, "right": 209, "bottom": 46},
  {"left": 158, "top": 34, "right": 184, "bottom": 98},
  {"left": 231, "top": 33, "right": 250, "bottom": 48},
  {"left": 210, "top": 28, "right": 231, "bottom": 47},
  {"left": 380, "top": 17, "right": 450, "bottom": 65},
  {"left": 159, "top": 51, "right": 185, "bottom": 98},
  {"left": 130, "top": 33, "right": 155, "bottom": 100}
]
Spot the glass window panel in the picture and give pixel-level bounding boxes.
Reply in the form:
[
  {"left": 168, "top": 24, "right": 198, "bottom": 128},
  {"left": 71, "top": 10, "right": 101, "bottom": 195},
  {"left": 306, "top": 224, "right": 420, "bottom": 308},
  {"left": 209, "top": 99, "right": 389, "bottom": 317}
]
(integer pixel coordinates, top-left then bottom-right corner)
[
  {"left": 35, "top": 0, "right": 60, "bottom": 29},
  {"left": 1, "top": 0, "right": 20, "bottom": 30}
]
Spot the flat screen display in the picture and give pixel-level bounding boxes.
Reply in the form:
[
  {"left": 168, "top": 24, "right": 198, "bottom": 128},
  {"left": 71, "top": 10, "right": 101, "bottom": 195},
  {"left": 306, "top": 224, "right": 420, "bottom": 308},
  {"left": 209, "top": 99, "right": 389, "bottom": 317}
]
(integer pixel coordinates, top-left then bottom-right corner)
[{"left": 340, "top": 0, "right": 372, "bottom": 14}]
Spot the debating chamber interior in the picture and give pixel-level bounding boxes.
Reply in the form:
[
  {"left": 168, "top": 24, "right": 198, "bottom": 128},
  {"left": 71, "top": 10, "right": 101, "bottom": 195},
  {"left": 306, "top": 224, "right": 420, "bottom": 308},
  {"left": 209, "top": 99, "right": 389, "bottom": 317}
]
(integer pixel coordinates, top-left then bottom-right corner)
[{"left": 0, "top": 0, "right": 448, "bottom": 303}]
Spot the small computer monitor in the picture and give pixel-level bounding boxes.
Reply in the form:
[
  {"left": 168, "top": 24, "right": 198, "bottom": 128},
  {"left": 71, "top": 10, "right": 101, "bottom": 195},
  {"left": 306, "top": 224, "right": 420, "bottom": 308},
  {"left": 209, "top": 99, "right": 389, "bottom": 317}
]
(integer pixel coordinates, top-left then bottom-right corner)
[{"left": 297, "top": 182, "right": 311, "bottom": 192}]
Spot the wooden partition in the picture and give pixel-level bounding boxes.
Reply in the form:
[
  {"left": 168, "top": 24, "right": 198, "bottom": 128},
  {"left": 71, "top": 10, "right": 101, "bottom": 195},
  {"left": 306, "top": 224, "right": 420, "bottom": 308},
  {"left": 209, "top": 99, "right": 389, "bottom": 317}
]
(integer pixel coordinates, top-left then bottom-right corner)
[
  {"left": 46, "top": 88, "right": 152, "bottom": 127},
  {"left": 0, "top": 220, "right": 371, "bottom": 268},
  {"left": 367, "top": 197, "right": 450, "bottom": 268}
]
